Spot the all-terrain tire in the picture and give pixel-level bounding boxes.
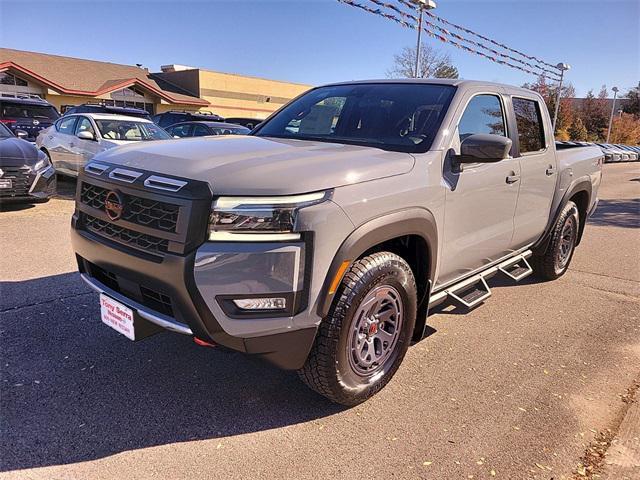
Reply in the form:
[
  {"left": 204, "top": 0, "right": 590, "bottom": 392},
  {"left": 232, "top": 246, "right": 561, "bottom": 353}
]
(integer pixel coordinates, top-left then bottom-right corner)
[
  {"left": 298, "top": 252, "right": 417, "bottom": 406},
  {"left": 532, "top": 200, "right": 580, "bottom": 281}
]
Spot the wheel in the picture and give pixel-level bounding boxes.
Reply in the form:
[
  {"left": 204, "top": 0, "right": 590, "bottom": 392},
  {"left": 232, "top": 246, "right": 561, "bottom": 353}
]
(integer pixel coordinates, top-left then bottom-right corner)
[
  {"left": 532, "top": 201, "right": 579, "bottom": 280},
  {"left": 298, "top": 252, "right": 417, "bottom": 406}
]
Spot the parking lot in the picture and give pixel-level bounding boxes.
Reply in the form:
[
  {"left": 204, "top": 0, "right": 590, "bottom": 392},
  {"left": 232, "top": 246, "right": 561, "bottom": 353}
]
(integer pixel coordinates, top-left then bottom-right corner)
[{"left": 0, "top": 163, "right": 638, "bottom": 479}]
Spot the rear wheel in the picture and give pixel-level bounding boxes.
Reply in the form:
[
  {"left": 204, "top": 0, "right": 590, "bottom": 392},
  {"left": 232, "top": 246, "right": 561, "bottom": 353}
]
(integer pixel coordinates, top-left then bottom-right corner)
[
  {"left": 532, "top": 201, "right": 579, "bottom": 280},
  {"left": 298, "top": 252, "right": 417, "bottom": 406}
]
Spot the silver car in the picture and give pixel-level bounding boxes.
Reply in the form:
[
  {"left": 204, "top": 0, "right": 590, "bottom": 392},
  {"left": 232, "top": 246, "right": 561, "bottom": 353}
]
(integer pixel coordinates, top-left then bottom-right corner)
[{"left": 36, "top": 113, "right": 171, "bottom": 176}]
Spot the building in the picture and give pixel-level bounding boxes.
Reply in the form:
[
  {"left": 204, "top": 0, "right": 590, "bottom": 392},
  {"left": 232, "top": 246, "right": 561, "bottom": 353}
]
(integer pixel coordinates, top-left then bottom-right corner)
[
  {"left": 155, "top": 65, "right": 311, "bottom": 119},
  {"left": 0, "top": 48, "right": 208, "bottom": 114},
  {"left": 0, "top": 49, "right": 312, "bottom": 119}
]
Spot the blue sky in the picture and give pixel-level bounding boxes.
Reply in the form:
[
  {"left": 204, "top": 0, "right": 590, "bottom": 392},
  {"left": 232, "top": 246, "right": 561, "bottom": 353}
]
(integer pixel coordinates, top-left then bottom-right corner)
[{"left": 1, "top": 0, "right": 638, "bottom": 97}]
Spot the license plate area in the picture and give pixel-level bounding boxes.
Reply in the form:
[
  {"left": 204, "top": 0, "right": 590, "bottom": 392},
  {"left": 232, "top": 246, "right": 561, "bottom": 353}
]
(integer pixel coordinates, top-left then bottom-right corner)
[{"left": 99, "top": 293, "right": 163, "bottom": 341}]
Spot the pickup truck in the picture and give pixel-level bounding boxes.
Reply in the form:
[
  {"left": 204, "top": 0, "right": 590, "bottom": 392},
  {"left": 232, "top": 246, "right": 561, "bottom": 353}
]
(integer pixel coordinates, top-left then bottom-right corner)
[{"left": 71, "top": 79, "right": 603, "bottom": 405}]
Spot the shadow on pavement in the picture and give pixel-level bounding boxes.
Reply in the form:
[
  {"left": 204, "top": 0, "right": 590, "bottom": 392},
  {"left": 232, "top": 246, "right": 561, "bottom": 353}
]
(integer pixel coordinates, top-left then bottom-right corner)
[
  {"left": 0, "top": 272, "right": 344, "bottom": 472},
  {"left": 588, "top": 198, "right": 639, "bottom": 229}
]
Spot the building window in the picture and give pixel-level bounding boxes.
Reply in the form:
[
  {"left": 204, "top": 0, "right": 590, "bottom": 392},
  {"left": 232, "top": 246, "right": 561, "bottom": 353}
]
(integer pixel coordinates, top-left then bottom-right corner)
[{"left": 0, "top": 72, "right": 28, "bottom": 87}]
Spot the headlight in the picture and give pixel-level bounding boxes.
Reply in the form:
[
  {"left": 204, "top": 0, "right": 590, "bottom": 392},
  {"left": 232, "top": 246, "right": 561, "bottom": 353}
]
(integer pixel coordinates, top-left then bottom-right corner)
[
  {"left": 30, "top": 151, "right": 51, "bottom": 173},
  {"left": 208, "top": 191, "right": 330, "bottom": 241}
]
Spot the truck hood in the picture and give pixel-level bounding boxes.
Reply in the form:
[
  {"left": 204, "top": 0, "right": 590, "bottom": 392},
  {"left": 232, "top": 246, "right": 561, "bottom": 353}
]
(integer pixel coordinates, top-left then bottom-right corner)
[{"left": 94, "top": 136, "right": 415, "bottom": 195}]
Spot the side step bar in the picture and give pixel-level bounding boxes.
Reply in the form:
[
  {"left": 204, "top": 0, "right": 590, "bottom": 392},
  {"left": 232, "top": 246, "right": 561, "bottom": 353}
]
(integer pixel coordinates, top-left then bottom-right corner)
[
  {"left": 429, "top": 250, "right": 533, "bottom": 310},
  {"left": 498, "top": 254, "right": 533, "bottom": 282}
]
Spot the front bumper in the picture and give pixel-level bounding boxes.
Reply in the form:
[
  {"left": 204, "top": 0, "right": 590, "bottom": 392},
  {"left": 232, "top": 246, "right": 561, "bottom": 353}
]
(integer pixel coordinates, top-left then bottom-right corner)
[
  {"left": 0, "top": 166, "right": 55, "bottom": 201},
  {"left": 71, "top": 223, "right": 317, "bottom": 369}
]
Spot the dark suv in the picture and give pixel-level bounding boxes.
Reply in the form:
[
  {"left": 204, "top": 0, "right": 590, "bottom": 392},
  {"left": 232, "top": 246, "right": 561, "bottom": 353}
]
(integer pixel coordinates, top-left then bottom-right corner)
[
  {"left": 0, "top": 96, "right": 60, "bottom": 142},
  {"left": 152, "top": 110, "right": 223, "bottom": 128},
  {"left": 63, "top": 104, "right": 152, "bottom": 120}
]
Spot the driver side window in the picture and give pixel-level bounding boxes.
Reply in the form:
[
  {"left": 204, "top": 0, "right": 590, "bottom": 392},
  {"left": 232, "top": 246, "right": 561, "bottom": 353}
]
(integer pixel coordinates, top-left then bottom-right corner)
[{"left": 458, "top": 94, "right": 506, "bottom": 142}]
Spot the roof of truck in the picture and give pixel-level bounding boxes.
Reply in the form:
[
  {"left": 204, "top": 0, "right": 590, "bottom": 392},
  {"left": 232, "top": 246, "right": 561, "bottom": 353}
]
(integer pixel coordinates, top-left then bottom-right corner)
[{"left": 323, "top": 78, "right": 538, "bottom": 95}]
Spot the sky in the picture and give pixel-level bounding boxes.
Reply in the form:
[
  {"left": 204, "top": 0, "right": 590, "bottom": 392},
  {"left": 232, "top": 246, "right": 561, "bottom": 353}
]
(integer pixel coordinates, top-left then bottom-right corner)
[{"left": 0, "top": 0, "right": 638, "bottom": 97}]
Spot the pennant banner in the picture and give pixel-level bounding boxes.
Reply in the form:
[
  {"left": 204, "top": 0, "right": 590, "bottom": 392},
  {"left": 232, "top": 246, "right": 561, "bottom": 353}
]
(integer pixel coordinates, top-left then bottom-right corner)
[{"left": 338, "top": 0, "right": 562, "bottom": 81}]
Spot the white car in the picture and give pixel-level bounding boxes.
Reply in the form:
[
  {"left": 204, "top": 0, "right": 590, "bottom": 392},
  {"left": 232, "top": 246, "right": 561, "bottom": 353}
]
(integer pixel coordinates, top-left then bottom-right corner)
[{"left": 36, "top": 113, "right": 171, "bottom": 176}]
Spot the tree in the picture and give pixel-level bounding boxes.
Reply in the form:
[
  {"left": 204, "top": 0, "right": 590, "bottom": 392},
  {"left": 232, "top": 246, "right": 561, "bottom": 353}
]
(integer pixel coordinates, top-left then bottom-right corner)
[
  {"left": 609, "top": 113, "right": 640, "bottom": 145},
  {"left": 581, "top": 88, "right": 609, "bottom": 141},
  {"left": 387, "top": 43, "right": 459, "bottom": 79},
  {"left": 622, "top": 84, "right": 639, "bottom": 117},
  {"left": 568, "top": 117, "right": 588, "bottom": 141}
]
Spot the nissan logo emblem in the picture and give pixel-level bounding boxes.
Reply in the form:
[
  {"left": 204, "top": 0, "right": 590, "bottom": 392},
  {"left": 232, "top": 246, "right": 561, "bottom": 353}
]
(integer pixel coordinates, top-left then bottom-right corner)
[
  {"left": 32, "top": 119, "right": 40, "bottom": 126},
  {"left": 104, "top": 191, "right": 124, "bottom": 221}
]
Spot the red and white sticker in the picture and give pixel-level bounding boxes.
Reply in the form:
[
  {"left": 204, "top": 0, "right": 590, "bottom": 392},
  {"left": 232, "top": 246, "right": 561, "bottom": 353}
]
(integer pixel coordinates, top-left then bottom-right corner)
[{"left": 100, "top": 294, "right": 135, "bottom": 341}]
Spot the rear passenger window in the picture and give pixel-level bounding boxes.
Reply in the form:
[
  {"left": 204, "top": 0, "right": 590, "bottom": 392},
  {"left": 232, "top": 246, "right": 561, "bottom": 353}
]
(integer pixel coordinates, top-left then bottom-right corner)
[
  {"left": 513, "top": 98, "right": 545, "bottom": 153},
  {"left": 458, "top": 94, "right": 506, "bottom": 140}
]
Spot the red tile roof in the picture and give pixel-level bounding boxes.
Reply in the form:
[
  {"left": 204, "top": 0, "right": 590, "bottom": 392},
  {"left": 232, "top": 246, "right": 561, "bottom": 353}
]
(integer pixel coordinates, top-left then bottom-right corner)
[{"left": 0, "top": 48, "right": 208, "bottom": 106}]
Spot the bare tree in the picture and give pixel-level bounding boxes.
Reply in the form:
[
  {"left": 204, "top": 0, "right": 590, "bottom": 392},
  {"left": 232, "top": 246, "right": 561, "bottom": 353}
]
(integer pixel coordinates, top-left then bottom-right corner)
[{"left": 387, "top": 43, "right": 459, "bottom": 79}]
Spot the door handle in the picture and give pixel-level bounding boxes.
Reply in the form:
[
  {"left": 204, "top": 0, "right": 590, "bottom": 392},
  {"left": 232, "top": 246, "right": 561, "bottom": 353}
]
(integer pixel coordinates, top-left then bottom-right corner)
[
  {"left": 545, "top": 166, "right": 556, "bottom": 176},
  {"left": 506, "top": 174, "right": 520, "bottom": 184},
  {"left": 69, "top": 142, "right": 75, "bottom": 147},
  {"left": 48, "top": 135, "right": 53, "bottom": 140}
]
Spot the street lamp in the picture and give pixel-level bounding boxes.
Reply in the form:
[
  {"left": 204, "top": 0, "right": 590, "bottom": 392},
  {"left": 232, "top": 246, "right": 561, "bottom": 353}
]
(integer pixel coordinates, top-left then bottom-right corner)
[
  {"left": 411, "top": 0, "right": 437, "bottom": 78},
  {"left": 606, "top": 86, "right": 619, "bottom": 143},
  {"left": 552, "top": 62, "right": 570, "bottom": 134}
]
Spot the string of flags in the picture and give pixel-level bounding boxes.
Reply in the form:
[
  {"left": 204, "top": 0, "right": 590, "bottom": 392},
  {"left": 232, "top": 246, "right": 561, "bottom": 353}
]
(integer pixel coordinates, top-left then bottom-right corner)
[{"left": 337, "top": 0, "right": 562, "bottom": 81}]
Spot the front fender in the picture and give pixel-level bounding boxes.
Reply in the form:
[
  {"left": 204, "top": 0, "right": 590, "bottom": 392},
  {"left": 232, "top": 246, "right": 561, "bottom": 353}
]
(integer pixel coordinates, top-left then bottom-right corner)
[{"left": 316, "top": 208, "right": 438, "bottom": 318}]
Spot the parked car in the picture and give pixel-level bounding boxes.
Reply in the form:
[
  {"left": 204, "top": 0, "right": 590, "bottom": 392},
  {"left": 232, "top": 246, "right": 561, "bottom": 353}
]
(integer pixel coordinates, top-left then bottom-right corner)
[
  {"left": 612, "top": 144, "right": 639, "bottom": 161},
  {"left": 0, "top": 122, "right": 55, "bottom": 203},
  {"left": 71, "top": 79, "right": 602, "bottom": 405},
  {"left": 166, "top": 121, "right": 250, "bottom": 138},
  {"left": 223, "top": 117, "right": 264, "bottom": 130},
  {"left": 0, "top": 95, "right": 60, "bottom": 142},
  {"left": 63, "top": 104, "right": 152, "bottom": 121},
  {"left": 596, "top": 143, "right": 630, "bottom": 162},
  {"left": 152, "top": 110, "right": 223, "bottom": 128},
  {"left": 36, "top": 113, "right": 171, "bottom": 177}
]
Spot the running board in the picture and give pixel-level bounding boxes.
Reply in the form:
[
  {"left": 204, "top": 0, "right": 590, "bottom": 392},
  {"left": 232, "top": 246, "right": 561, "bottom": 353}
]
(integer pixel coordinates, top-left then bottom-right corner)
[
  {"left": 448, "top": 276, "right": 491, "bottom": 309},
  {"left": 498, "top": 254, "right": 533, "bottom": 282},
  {"left": 429, "top": 250, "right": 533, "bottom": 310}
]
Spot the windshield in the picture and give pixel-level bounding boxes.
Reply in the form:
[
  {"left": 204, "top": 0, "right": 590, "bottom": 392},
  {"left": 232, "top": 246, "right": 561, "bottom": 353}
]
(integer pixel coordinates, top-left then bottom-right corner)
[
  {"left": 1, "top": 102, "right": 59, "bottom": 120},
  {"left": 95, "top": 120, "right": 171, "bottom": 141},
  {"left": 213, "top": 126, "right": 250, "bottom": 135},
  {"left": 254, "top": 83, "right": 456, "bottom": 152}
]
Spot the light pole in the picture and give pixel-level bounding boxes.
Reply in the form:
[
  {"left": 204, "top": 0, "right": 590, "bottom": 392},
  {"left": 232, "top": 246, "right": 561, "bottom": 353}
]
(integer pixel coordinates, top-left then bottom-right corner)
[
  {"left": 552, "top": 62, "right": 570, "bottom": 134},
  {"left": 412, "top": 0, "right": 437, "bottom": 78},
  {"left": 606, "top": 86, "right": 619, "bottom": 143}
]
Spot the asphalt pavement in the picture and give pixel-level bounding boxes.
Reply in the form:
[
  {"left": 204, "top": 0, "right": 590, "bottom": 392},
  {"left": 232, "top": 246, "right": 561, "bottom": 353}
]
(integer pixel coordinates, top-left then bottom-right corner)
[{"left": 1, "top": 165, "right": 639, "bottom": 479}]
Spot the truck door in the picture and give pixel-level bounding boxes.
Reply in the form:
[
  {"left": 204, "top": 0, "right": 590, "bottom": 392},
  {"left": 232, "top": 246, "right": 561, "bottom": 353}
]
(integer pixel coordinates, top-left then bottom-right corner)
[
  {"left": 438, "top": 92, "right": 520, "bottom": 288},
  {"left": 508, "top": 96, "right": 557, "bottom": 248}
]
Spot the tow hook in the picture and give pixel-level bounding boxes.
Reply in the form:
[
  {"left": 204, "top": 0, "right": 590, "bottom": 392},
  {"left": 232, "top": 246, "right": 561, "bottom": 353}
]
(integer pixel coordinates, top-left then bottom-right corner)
[{"left": 193, "top": 337, "right": 216, "bottom": 348}]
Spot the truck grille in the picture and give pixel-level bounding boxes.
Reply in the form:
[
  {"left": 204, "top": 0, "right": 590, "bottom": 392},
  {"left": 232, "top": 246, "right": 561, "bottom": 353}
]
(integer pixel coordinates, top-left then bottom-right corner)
[
  {"left": 84, "top": 214, "right": 169, "bottom": 254},
  {"left": 80, "top": 183, "right": 180, "bottom": 233},
  {"left": 88, "top": 262, "right": 174, "bottom": 317},
  {"left": 0, "top": 167, "right": 34, "bottom": 197}
]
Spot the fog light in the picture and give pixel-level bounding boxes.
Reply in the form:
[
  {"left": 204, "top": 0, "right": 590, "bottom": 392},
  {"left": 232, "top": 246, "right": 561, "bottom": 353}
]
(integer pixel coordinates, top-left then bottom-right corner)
[{"left": 233, "top": 297, "right": 287, "bottom": 310}]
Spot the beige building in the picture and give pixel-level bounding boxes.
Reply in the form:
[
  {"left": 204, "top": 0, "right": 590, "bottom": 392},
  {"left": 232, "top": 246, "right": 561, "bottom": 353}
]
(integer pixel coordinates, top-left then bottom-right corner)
[
  {"left": 156, "top": 65, "right": 311, "bottom": 119},
  {"left": 0, "top": 49, "right": 311, "bottom": 119}
]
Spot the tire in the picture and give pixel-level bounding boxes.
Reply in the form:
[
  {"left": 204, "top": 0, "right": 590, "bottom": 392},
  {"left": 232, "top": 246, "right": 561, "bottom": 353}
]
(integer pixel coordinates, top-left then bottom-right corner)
[
  {"left": 532, "top": 201, "right": 580, "bottom": 281},
  {"left": 298, "top": 252, "right": 417, "bottom": 406}
]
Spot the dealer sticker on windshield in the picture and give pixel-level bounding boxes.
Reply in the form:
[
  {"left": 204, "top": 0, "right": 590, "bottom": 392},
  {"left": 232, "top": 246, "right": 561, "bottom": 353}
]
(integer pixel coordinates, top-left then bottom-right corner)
[{"left": 100, "top": 294, "right": 135, "bottom": 341}]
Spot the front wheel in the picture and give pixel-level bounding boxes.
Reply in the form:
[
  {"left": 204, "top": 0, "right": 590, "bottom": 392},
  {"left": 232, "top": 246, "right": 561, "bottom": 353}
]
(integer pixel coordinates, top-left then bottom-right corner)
[
  {"left": 298, "top": 252, "right": 417, "bottom": 406},
  {"left": 532, "top": 200, "right": 580, "bottom": 280}
]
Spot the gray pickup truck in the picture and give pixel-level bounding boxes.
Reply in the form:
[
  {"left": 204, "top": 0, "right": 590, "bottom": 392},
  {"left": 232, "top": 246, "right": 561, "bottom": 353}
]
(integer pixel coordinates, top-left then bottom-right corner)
[{"left": 71, "top": 79, "right": 603, "bottom": 405}]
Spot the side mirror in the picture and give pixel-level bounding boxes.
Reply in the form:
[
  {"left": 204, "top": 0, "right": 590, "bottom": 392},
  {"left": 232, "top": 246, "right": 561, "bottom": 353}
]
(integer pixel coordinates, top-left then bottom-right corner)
[
  {"left": 77, "top": 130, "right": 95, "bottom": 141},
  {"left": 173, "top": 135, "right": 181, "bottom": 139},
  {"left": 15, "top": 129, "right": 28, "bottom": 139},
  {"left": 454, "top": 134, "right": 512, "bottom": 171}
]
